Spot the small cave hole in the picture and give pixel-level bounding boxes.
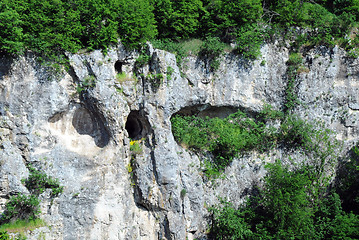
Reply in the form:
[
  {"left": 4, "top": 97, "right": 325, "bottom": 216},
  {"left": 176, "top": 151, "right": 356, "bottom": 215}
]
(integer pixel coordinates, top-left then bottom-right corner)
[
  {"left": 125, "top": 111, "right": 150, "bottom": 140},
  {"left": 114, "top": 61, "right": 123, "bottom": 74}
]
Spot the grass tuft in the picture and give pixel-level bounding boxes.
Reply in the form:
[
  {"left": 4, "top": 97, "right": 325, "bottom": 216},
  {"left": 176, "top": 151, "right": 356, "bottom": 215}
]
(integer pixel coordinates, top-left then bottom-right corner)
[{"left": 0, "top": 219, "right": 45, "bottom": 234}]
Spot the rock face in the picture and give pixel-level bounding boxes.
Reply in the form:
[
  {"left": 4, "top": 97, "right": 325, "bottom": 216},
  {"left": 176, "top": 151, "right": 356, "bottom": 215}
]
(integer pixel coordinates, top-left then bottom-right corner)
[{"left": 0, "top": 42, "right": 359, "bottom": 239}]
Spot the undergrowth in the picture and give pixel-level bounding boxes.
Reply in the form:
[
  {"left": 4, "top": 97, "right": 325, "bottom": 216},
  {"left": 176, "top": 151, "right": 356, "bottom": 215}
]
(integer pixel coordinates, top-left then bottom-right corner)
[
  {"left": 209, "top": 160, "right": 359, "bottom": 239},
  {"left": 0, "top": 219, "right": 45, "bottom": 234},
  {"left": 0, "top": 166, "right": 63, "bottom": 237}
]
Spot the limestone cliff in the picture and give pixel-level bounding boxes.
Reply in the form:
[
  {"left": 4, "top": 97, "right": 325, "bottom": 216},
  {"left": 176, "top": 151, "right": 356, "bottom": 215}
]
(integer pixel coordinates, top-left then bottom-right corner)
[{"left": 0, "top": 42, "right": 358, "bottom": 239}]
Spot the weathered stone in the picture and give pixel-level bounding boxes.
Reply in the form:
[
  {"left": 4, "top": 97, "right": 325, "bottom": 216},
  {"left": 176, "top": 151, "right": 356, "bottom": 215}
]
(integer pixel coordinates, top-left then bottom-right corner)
[{"left": 0, "top": 42, "right": 359, "bottom": 239}]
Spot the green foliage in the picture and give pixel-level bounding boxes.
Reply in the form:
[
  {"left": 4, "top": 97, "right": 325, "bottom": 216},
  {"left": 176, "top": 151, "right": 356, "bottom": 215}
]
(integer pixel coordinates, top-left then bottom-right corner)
[
  {"left": 166, "top": 66, "right": 174, "bottom": 81},
  {"left": 1, "top": 0, "right": 359, "bottom": 65},
  {"left": 135, "top": 54, "right": 151, "bottom": 67},
  {"left": 130, "top": 140, "right": 143, "bottom": 155},
  {"left": 0, "top": 0, "right": 157, "bottom": 58},
  {"left": 153, "top": 0, "right": 204, "bottom": 40},
  {"left": 263, "top": 0, "right": 306, "bottom": 26},
  {"left": 0, "top": 219, "right": 45, "bottom": 235},
  {"left": 262, "top": 162, "right": 316, "bottom": 238},
  {"left": 76, "top": 75, "right": 96, "bottom": 94},
  {"left": 0, "top": 194, "right": 40, "bottom": 224},
  {"left": 22, "top": 166, "right": 63, "bottom": 198},
  {"left": 210, "top": 161, "right": 359, "bottom": 239},
  {"left": 171, "top": 109, "right": 275, "bottom": 171},
  {"left": 144, "top": 73, "right": 164, "bottom": 89},
  {"left": 202, "top": 0, "right": 262, "bottom": 42},
  {"left": 284, "top": 52, "right": 302, "bottom": 112},
  {"left": 199, "top": 37, "right": 225, "bottom": 71},
  {"left": 114, "top": 0, "right": 157, "bottom": 49},
  {"left": 171, "top": 106, "right": 338, "bottom": 178},
  {"left": 234, "top": 24, "right": 265, "bottom": 61},
  {"left": 0, "top": 166, "right": 63, "bottom": 227},
  {"left": 287, "top": 52, "right": 302, "bottom": 66},
  {"left": 151, "top": 39, "right": 188, "bottom": 65},
  {"left": 258, "top": 104, "right": 284, "bottom": 122},
  {"left": 0, "top": 230, "right": 9, "bottom": 240},
  {"left": 180, "top": 189, "right": 187, "bottom": 198},
  {"left": 199, "top": 37, "right": 225, "bottom": 59},
  {"left": 210, "top": 200, "right": 253, "bottom": 240}
]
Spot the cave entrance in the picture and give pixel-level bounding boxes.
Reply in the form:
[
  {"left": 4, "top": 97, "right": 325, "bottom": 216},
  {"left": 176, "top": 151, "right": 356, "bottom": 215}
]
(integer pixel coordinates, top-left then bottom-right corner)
[
  {"left": 173, "top": 105, "right": 239, "bottom": 119},
  {"left": 125, "top": 111, "right": 150, "bottom": 140},
  {"left": 114, "top": 61, "right": 123, "bottom": 74}
]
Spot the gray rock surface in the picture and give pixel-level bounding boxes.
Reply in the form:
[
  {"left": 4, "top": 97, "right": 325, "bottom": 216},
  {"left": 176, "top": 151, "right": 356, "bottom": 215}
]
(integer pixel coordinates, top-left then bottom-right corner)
[{"left": 0, "top": 42, "right": 358, "bottom": 239}]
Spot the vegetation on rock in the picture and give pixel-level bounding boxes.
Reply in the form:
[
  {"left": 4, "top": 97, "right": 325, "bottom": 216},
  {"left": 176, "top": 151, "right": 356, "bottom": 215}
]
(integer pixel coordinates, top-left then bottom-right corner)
[
  {"left": 210, "top": 160, "right": 359, "bottom": 239},
  {"left": 0, "top": 166, "right": 63, "bottom": 236},
  {"left": 171, "top": 103, "right": 359, "bottom": 238},
  {"left": 171, "top": 105, "right": 338, "bottom": 173}
]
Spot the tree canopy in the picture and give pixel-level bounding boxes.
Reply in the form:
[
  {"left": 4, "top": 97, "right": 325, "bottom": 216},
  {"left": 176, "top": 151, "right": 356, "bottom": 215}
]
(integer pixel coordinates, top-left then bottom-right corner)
[{"left": 1, "top": 0, "right": 359, "bottom": 58}]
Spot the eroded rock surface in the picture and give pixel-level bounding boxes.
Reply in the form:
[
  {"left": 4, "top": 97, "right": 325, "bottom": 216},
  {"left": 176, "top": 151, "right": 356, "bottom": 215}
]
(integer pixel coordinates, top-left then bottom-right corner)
[{"left": 0, "top": 43, "right": 359, "bottom": 239}]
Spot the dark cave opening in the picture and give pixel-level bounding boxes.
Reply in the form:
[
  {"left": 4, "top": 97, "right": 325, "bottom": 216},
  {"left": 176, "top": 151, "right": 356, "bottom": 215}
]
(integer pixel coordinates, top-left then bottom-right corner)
[
  {"left": 125, "top": 111, "right": 150, "bottom": 140},
  {"left": 114, "top": 61, "right": 123, "bottom": 74},
  {"left": 172, "top": 105, "right": 240, "bottom": 119}
]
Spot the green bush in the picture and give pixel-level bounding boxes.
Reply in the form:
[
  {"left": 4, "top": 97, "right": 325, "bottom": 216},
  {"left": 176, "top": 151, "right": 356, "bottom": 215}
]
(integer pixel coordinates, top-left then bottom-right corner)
[
  {"left": 0, "top": 231, "right": 9, "bottom": 240},
  {"left": 166, "top": 66, "right": 174, "bottom": 81},
  {"left": 234, "top": 24, "right": 265, "bottom": 60},
  {"left": 22, "top": 166, "right": 63, "bottom": 198},
  {"left": 209, "top": 200, "right": 253, "bottom": 240},
  {"left": 287, "top": 52, "right": 302, "bottom": 65},
  {"left": 0, "top": 0, "right": 157, "bottom": 58},
  {"left": 202, "top": 0, "right": 262, "bottom": 42},
  {"left": 199, "top": 37, "right": 225, "bottom": 71},
  {"left": 171, "top": 106, "right": 338, "bottom": 177},
  {"left": 284, "top": 52, "right": 302, "bottom": 112},
  {"left": 153, "top": 0, "right": 204, "bottom": 40},
  {"left": 0, "top": 166, "right": 63, "bottom": 227},
  {"left": 210, "top": 161, "right": 359, "bottom": 239},
  {"left": 151, "top": 39, "right": 187, "bottom": 65},
  {"left": 130, "top": 140, "right": 143, "bottom": 155},
  {"left": 0, "top": 194, "right": 40, "bottom": 224},
  {"left": 144, "top": 73, "right": 164, "bottom": 90},
  {"left": 171, "top": 110, "right": 276, "bottom": 171},
  {"left": 76, "top": 75, "right": 96, "bottom": 94}
]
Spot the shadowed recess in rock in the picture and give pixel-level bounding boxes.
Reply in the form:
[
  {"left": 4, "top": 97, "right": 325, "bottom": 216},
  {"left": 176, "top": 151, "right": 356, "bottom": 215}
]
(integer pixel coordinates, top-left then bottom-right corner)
[
  {"left": 72, "top": 108, "right": 94, "bottom": 135},
  {"left": 173, "top": 105, "right": 239, "bottom": 119},
  {"left": 125, "top": 110, "right": 151, "bottom": 140},
  {"left": 72, "top": 107, "right": 110, "bottom": 148},
  {"left": 0, "top": 56, "right": 13, "bottom": 80},
  {"left": 114, "top": 60, "right": 123, "bottom": 74}
]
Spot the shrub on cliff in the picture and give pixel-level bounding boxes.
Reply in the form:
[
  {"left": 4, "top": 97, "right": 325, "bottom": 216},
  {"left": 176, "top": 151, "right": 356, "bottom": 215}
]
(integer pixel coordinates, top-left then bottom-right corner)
[
  {"left": 0, "top": 166, "right": 63, "bottom": 225},
  {"left": 0, "top": 194, "right": 40, "bottom": 224},
  {"left": 210, "top": 161, "right": 359, "bottom": 239}
]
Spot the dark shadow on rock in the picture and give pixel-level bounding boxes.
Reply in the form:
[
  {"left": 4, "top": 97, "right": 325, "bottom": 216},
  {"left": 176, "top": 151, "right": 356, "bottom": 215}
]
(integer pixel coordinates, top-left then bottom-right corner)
[
  {"left": 71, "top": 105, "right": 110, "bottom": 148},
  {"left": 171, "top": 104, "right": 258, "bottom": 120},
  {"left": 48, "top": 111, "right": 66, "bottom": 123},
  {"left": 0, "top": 54, "right": 13, "bottom": 81}
]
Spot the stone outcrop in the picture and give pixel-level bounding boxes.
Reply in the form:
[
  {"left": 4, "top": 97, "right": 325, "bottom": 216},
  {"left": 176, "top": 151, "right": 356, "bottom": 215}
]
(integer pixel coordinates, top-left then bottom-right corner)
[{"left": 0, "top": 42, "right": 359, "bottom": 239}]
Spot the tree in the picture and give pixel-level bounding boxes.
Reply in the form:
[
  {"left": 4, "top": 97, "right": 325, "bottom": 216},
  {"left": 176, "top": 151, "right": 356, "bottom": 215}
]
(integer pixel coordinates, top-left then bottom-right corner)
[
  {"left": 202, "top": 0, "right": 262, "bottom": 42},
  {"left": 152, "top": 0, "right": 203, "bottom": 40}
]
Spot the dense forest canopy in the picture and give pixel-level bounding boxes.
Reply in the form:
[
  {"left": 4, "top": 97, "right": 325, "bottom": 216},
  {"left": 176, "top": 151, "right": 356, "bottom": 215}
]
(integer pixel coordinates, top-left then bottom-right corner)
[{"left": 1, "top": 0, "right": 359, "bottom": 59}]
